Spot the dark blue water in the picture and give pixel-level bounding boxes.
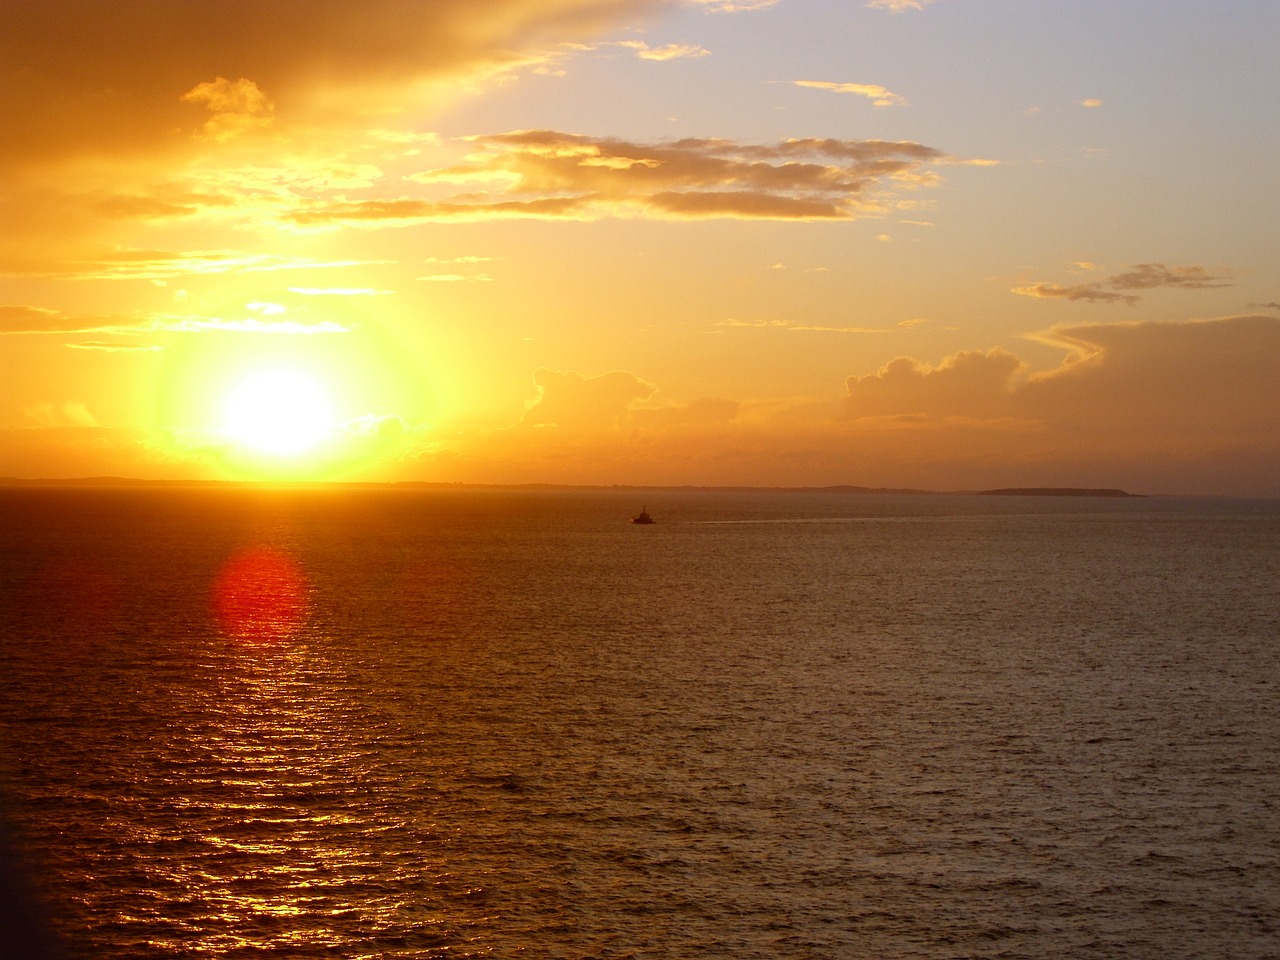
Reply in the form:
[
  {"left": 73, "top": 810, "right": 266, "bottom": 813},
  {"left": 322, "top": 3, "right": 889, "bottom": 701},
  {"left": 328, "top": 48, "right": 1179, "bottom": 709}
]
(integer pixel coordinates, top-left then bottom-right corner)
[{"left": 2, "top": 486, "right": 1278, "bottom": 958}]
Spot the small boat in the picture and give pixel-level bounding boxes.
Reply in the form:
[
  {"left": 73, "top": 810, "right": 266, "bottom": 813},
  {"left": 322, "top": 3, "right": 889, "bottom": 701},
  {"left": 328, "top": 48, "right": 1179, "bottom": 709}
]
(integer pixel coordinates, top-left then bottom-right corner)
[{"left": 631, "top": 506, "right": 655, "bottom": 524}]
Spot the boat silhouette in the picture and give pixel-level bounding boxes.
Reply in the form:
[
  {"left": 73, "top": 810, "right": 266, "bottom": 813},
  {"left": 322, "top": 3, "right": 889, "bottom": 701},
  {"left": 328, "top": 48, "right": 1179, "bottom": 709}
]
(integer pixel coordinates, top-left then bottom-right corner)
[{"left": 631, "top": 506, "right": 655, "bottom": 524}]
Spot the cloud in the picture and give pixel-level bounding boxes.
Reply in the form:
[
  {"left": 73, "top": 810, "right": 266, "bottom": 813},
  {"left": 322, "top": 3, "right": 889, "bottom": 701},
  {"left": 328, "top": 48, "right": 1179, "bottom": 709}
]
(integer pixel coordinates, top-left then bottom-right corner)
[
  {"left": 0, "top": 305, "right": 352, "bottom": 339},
  {"left": 866, "top": 0, "right": 941, "bottom": 11},
  {"left": 23, "top": 402, "right": 99, "bottom": 429},
  {"left": 341, "top": 414, "right": 412, "bottom": 439},
  {"left": 1078, "top": 98, "right": 1103, "bottom": 108},
  {"left": 159, "top": 318, "right": 353, "bottom": 335},
  {"left": 1105, "top": 263, "right": 1232, "bottom": 290},
  {"left": 293, "top": 131, "right": 950, "bottom": 225},
  {"left": 181, "top": 77, "right": 274, "bottom": 142},
  {"left": 0, "top": 0, "right": 665, "bottom": 171},
  {"left": 604, "top": 313, "right": 1273, "bottom": 494},
  {"left": 523, "top": 369, "right": 657, "bottom": 429},
  {"left": 67, "top": 341, "right": 164, "bottom": 353},
  {"left": 1012, "top": 283, "right": 1139, "bottom": 306},
  {"left": 846, "top": 350, "right": 1025, "bottom": 419},
  {"left": 0, "top": 4, "right": 687, "bottom": 274},
  {"left": 414, "top": 256, "right": 497, "bottom": 282},
  {"left": 246, "top": 301, "right": 286, "bottom": 315},
  {"left": 613, "top": 40, "right": 711, "bottom": 60},
  {"left": 1013, "top": 263, "right": 1233, "bottom": 305},
  {"left": 631, "top": 397, "right": 741, "bottom": 429},
  {"left": 288, "top": 287, "right": 393, "bottom": 296},
  {"left": 845, "top": 316, "right": 1280, "bottom": 441},
  {"left": 687, "top": 0, "right": 781, "bottom": 11},
  {"left": 5, "top": 250, "right": 391, "bottom": 281},
  {"left": 790, "top": 80, "right": 907, "bottom": 108},
  {"left": 717, "top": 318, "right": 888, "bottom": 333},
  {"left": 0, "top": 305, "right": 72, "bottom": 333}
]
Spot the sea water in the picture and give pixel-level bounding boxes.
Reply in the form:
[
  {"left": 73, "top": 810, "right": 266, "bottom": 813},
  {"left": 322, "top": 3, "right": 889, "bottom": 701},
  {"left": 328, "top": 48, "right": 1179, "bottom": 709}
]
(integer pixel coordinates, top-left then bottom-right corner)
[{"left": 1, "top": 486, "right": 1278, "bottom": 958}]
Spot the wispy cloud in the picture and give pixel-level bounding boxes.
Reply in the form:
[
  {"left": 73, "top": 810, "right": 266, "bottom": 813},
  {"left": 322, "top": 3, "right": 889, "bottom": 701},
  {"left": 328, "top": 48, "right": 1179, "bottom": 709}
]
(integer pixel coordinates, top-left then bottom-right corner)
[
  {"left": 161, "top": 317, "right": 354, "bottom": 335},
  {"left": 1013, "top": 263, "right": 1233, "bottom": 305},
  {"left": 687, "top": 0, "right": 781, "bottom": 12},
  {"left": 416, "top": 255, "right": 497, "bottom": 282},
  {"left": 288, "top": 287, "right": 394, "bottom": 296},
  {"left": 561, "top": 38, "right": 711, "bottom": 64},
  {"left": 866, "top": 0, "right": 941, "bottom": 11},
  {"left": 6, "top": 250, "right": 392, "bottom": 281},
  {"left": 290, "top": 131, "right": 952, "bottom": 226},
  {"left": 1012, "top": 283, "right": 1140, "bottom": 306},
  {"left": 613, "top": 40, "right": 711, "bottom": 61},
  {"left": 716, "top": 318, "right": 888, "bottom": 333},
  {"left": 66, "top": 341, "right": 165, "bottom": 352},
  {"left": 23, "top": 402, "right": 99, "bottom": 429},
  {"left": 789, "top": 80, "right": 906, "bottom": 108},
  {"left": 1, "top": 304, "right": 353, "bottom": 339}
]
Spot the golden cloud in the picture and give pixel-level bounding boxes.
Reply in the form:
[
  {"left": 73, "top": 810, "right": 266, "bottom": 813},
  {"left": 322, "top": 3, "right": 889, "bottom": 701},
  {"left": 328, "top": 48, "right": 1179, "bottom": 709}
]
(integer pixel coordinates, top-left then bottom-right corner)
[
  {"left": 865, "top": 0, "right": 940, "bottom": 11},
  {"left": 687, "top": 0, "right": 781, "bottom": 12},
  {"left": 290, "top": 131, "right": 950, "bottom": 225},
  {"left": 0, "top": 305, "right": 352, "bottom": 339},
  {"left": 846, "top": 350, "right": 1025, "bottom": 419},
  {"left": 614, "top": 40, "right": 711, "bottom": 60},
  {"left": 0, "top": 0, "right": 664, "bottom": 170},
  {"left": 181, "top": 77, "right": 275, "bottom": 142},
  {"left": 846, "top": 316, "right": 1280, "bottom": 443},
  {"left": 1012, "top": 283, "right": 1139, "bottom": 306},
  {"left": 1013, "top": 263, "right": 1233, "bottom": 305},
  {"left": 523, "top": 369, "right": 658, "bottom": 430},
  {"left": 6, "top": 250, "right": 391, "bottom": 281},
  {"left": 288, "top": 287, "right": 394, "bottom": 296},
  {"left": 790, "top": 80, "right": 907, "bottom": 108}
]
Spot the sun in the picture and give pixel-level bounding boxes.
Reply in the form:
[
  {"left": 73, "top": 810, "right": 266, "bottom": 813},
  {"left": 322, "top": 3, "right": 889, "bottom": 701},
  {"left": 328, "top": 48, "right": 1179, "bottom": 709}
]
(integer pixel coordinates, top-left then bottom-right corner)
[{"left": 221, "top": 368, "right": 335, "bottom": 457}]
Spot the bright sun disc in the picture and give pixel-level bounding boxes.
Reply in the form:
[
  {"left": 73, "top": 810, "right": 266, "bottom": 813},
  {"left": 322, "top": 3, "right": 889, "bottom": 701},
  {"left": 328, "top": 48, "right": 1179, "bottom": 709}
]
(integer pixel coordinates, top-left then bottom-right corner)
[{"left": 222, "top": 369, "right": 334, "bottom": 456}]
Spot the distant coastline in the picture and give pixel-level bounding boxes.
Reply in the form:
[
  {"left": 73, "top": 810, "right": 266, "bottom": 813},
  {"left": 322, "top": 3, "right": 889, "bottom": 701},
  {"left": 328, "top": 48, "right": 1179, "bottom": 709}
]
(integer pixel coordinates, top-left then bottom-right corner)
[
  {"left": 4, "top": 477, "right": 1276, "bottom": 500},
  {"left": 1, "top": 476, "right": 1141, "bottom": 498},
  {"left": 975, "top": 487, "right": 1145, "bottom": 498}
]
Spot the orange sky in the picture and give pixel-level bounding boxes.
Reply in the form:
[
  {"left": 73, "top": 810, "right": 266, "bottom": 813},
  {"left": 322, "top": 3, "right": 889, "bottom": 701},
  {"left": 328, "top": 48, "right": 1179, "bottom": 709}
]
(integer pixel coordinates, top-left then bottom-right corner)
[{"left": 2, "top": 0, "right": 1278, "bottom": 495}]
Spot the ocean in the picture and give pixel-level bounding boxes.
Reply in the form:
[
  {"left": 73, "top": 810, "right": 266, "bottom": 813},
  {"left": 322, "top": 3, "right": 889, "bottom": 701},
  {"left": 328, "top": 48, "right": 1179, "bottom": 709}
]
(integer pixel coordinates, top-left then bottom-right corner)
[{"left": 1, "top": 486, "right": 1278, "bottom": 959}]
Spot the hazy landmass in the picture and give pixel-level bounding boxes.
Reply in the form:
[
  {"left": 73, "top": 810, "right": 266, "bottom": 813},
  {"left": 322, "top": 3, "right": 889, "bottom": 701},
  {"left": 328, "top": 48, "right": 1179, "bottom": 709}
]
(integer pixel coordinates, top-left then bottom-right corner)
[
  {"left": 2, "top": 476, "right": 1141, "bottom": 497},
  {"left": 975, "top": 488, "right": 1145, "bottom": 498}
]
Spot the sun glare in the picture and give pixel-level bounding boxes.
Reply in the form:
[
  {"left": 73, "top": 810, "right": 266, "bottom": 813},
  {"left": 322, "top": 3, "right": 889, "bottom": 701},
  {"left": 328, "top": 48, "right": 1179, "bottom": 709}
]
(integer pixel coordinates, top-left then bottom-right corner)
[{"left": 222, "top": 368, "right": 335, "bottom": 456}]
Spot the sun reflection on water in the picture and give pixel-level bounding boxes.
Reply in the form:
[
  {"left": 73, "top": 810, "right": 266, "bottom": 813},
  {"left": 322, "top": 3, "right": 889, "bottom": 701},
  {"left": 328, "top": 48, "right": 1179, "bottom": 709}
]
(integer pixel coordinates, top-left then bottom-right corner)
[{"left": 211, "top": 547, "right": 308, "bottom": 643}]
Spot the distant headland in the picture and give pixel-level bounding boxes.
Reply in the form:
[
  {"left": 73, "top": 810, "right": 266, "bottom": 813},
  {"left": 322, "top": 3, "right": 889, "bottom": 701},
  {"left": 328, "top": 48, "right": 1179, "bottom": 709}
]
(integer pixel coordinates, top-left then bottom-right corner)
[{"left": 975, "top": 487, "right": 1144, "bottom": 498}]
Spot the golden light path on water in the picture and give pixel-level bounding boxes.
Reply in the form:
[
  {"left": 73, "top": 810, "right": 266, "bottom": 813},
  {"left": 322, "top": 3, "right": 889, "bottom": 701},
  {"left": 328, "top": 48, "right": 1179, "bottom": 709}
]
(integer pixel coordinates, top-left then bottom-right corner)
[{"left": 154, "top": 566, "right": 474, "bottom": 957}]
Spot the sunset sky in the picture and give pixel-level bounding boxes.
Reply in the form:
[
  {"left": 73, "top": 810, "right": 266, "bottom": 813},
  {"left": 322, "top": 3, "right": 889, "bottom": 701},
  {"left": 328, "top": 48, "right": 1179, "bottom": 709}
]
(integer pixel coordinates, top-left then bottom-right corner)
[{"left": 2, "top": 0, "right": 1277, "bottom": 495}]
